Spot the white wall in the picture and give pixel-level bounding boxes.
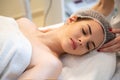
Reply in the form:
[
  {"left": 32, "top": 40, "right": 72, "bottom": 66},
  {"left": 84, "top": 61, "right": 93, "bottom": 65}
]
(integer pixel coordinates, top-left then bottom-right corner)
[
  {"left": 0, "top": 0, "right": 65, "bottom": 26},
  {"left": 0, "top": 0, "right": 44, "bottom": 19},
  {"left": 44, "top": 0, "right": 65, "bottom": 26}
]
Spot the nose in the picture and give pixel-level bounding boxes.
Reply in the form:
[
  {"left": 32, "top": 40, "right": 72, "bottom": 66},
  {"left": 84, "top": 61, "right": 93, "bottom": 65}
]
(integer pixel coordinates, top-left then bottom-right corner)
[
  {"left": 78, "top": 37, "right": 90, "bottom": 46},
  {"left": 78, "top": 39, "right": 82, "bottom": 45}
]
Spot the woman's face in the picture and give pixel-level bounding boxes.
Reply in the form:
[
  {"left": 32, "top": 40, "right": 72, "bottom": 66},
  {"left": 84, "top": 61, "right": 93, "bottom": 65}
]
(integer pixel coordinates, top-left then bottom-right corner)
[{"left": 61, "top": 19, "right": 104, "bottom": 55}]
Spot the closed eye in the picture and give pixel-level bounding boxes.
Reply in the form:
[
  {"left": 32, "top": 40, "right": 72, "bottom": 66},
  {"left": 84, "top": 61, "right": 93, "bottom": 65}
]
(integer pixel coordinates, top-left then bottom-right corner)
[
  {"left": 86, "top": 42, "right": 90, "bottom": 50},
  {"left": 86, "top": 41, "right": 96, "bottom": 50},
  {"left": 82, "top": 28, "right": 87, "bottom": 35}
]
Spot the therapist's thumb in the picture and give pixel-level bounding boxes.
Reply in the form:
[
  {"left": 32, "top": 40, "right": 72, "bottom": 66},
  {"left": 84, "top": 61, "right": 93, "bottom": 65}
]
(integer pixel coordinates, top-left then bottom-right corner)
[{"left": 109, "top": 28, "right": 120, "bottom": 33}]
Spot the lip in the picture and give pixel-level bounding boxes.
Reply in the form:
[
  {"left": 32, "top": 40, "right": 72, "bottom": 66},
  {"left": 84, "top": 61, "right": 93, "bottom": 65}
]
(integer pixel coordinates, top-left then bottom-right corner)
[{"left": 70, "top": 38, "right": 77, "bottom": 50}]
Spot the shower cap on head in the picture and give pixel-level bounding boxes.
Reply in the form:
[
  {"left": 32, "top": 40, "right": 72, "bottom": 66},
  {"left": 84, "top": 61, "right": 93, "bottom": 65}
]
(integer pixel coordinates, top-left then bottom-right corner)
[{"left": 72, "top": 9, "right": 116, "bottom": 49}]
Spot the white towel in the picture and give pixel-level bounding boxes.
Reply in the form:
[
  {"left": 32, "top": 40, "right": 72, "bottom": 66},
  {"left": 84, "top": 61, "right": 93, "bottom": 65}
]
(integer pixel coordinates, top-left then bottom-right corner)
[{"left": 0, "top": 16, "right": 32, "bottom": 80}]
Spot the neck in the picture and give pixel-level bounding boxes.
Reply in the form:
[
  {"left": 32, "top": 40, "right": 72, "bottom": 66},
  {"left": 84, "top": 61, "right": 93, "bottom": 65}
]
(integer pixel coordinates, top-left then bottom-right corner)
[{"left": 38, "top": 25, "right": 65, "bottom": 57}]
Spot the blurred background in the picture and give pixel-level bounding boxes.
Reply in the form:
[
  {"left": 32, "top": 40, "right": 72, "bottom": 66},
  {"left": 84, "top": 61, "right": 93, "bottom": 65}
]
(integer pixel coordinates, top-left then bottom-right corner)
[{"left": 0, "top": 0, "right": 99, "bottom": 27}]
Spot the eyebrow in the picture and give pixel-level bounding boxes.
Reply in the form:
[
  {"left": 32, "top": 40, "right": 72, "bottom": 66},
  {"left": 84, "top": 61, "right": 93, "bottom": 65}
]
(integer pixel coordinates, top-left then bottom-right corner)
[{"left": 87, "top": 24, "right": 92, "bottom": 35}]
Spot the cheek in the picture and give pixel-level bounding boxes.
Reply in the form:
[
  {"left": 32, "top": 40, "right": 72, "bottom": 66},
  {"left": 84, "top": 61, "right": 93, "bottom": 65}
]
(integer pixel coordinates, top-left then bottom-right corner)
[
  {"left": 67, "top": 27, "right": 82, "bottom": 37},
  {"left": 92, "top": 31, "right": 104, "bottom": 47},
  {"left": 76, "top": 47, "right": 88, "bottom": 55},
  {"left": 67, "top": 47, "right": 88, "bottom": 56},
  {"left": 61, "top": 40, "right": 89, "bottom": 56}
]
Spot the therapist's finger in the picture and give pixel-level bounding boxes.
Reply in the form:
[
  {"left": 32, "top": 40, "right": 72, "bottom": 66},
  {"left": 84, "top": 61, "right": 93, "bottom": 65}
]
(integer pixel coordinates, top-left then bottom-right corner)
[
  {"left": 110, "top": 28, "right": 120, "bottom": 33},
  {"left": 99, "top": 43, "right": 120, "bottom": 52},
  {"left": 100, "top": 38, "right": 118, "bottom": 48},
  {"left": 99, "top": 47, "right": 120, "bottom": 52}
]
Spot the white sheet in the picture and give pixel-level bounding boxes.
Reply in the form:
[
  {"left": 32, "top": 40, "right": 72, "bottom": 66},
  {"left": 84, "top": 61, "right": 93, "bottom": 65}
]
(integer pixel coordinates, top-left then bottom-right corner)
[
  {"left": 59, "top": 51, "right": 116, "bottom": 80},
  {"left": 112, "top": 56, "right": 120, "bottom": 80}
]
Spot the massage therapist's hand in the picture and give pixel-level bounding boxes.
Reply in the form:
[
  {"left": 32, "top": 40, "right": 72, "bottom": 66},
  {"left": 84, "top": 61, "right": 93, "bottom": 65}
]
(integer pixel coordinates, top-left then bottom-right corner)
[{"left": 98, "top": 28, "right": 120, "bottom": 52}]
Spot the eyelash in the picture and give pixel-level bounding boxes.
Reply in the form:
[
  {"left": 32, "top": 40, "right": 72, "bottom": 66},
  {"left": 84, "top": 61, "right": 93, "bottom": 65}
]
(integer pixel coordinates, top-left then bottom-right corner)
[
  {"left": 82, "top": 28, "right": 90, "bottom": 50},
  {"left": 82, "top": 28, "right": 87, "bottom": 35},
  {"left": 86, "top": 42, "right": 90, "bottom": 50}
]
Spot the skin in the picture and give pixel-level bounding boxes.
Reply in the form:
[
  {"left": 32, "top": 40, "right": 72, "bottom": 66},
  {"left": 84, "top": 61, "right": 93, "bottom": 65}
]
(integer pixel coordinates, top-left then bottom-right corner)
[
  {"left": 17, "top": 16, "right": 104, "bottom": 79},
  {"left": 92, "top": 0, "right": 114, "bottom": 16},
  {"left": 60, "top": 19, "right": 104, "bottom": 55},
  {"left": 17, "top": 18, "right": 63, "bottom": 80}
]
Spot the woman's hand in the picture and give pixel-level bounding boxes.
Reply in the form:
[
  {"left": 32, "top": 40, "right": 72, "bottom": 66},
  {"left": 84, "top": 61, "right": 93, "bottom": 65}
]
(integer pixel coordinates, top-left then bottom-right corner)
[{"left": 98, "top": 28, "right": 120, "bottom": 52}]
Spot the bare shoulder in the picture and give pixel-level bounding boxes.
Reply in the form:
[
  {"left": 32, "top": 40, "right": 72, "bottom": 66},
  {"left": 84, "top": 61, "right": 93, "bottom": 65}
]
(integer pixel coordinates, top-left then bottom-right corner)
[
  {"left": 24, "top": 47, "right": 63, "bottom": 79},
  {"left": 16, "top": 17, "right": 31, "bottom": 22},
  {"left": 28, "top": 46, "right": 63, "bottom": 69},
  {"left": 16, "top": 17, "right": 38, "bottom": 36},
  {"left": 16, "top": 17, "right": 38, "bottom": 29}
]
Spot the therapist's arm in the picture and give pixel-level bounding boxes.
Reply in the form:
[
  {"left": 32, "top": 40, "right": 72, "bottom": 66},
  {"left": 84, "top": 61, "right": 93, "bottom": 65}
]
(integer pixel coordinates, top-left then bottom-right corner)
[{"left": 92, "top": 0, "right": 114, "bottom": 16}]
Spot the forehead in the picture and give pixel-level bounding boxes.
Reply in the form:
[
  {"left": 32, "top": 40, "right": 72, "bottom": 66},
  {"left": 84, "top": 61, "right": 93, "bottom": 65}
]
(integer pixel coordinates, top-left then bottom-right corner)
[{"left": 77, "top": 20, "right": 104, "bottom": 48}]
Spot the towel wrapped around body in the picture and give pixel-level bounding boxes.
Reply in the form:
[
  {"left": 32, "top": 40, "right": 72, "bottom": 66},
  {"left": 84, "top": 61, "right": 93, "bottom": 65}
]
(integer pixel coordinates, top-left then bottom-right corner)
[{"left": 0, "top": 16, "right": 32, "bottom": 80}]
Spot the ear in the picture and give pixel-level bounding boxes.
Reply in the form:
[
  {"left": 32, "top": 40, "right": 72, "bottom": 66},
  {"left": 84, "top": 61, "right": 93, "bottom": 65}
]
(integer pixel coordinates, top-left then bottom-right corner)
[{"left": 66, "top": 16, "right": 78, "bottom": 24}]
